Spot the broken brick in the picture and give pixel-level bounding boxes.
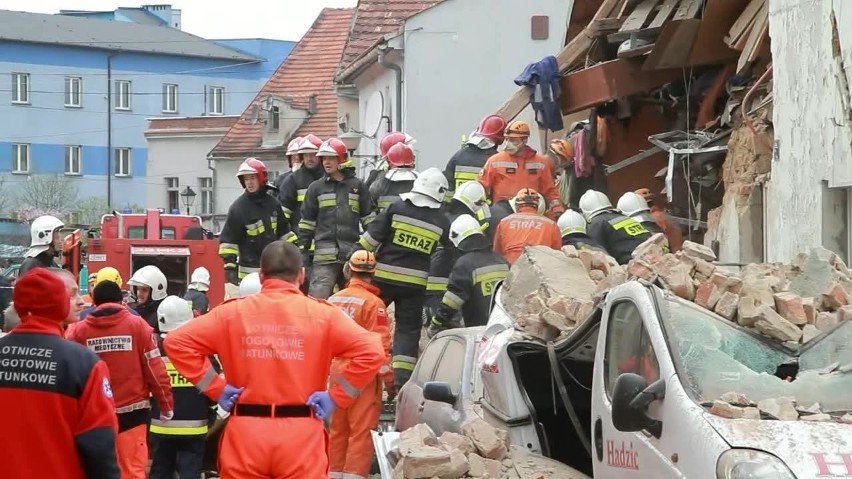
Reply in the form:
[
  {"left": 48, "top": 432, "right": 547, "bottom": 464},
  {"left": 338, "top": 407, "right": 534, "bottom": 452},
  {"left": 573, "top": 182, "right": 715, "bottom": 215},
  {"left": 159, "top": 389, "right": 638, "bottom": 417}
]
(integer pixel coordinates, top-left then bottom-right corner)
[
  {"left": 773, "top": 292, "right": 807, "bottom": 325},
  {"left": 439, "top": 432, "right": 476, "bottom": 456},
  {"left": 757, "top": 397, "right": 799, "bottom": 421},
  {"left": 714, "top": 291, "right": 739, "bottom": 320},
  {"left": 801, "top": 413, "right": 833, "bottom": 422},
  {"left": 656, "top": 254, "right": 696, "bottom": 300},
  {"left": 589, "top": 269, "right": 607, "bottom": 282},
  {"left": 681, "top": 240, "right": 717, "bottom": 262},
  {"left": 399, "top": 423, "right": 440, "bottom": 455},
  {"left": 837, "top": 305, "right": 852, "bottom": 322},
  {"left": 737, "top": 295, "right": 763, "bottom": 327},
  {"left": 753, "top": 307, "right": 803, "bottom": 342},
  {"left": 460, "top": 418, "right": 508, "bottom": 460},
  {"left": 743, "top": 407, "right": 761, "bottom": 420},
  {"left": 561, "top": 245, "right": 579, "bottom": 258},
  {"left": 710, "top": 400, "right": 744, "bottom": 418},
  {"left": 802, "top": 324, "right": 821, "bottom": 343},
  {"left": 802, "top": 297, "right": 817, "bottom": 324},
  {"left": 822, "top": 283, "right": 849, "bottom": 310},
  {"left": 741, "top": 276, "right": 775, "bottom": 309},
  {"left": 815, "top": 311, "right": 839, "bottom": 332},
  {"left": 540, "top": 308, "right": 573, "bottom": 331},
  {"left": 695, "top": 281, "right": 719, "bottom": 309},
  {"left": 627, "top": 259, "right": 656, "bottom": 281},
  {"left": 401, "top": 446, "right": 453, "bottom": 478},
  {"left": 631, "top": 233, "right": 668, "bottom": 262},
  {"left": 712, "top": 271, "right": 742, "bottom": 294}
]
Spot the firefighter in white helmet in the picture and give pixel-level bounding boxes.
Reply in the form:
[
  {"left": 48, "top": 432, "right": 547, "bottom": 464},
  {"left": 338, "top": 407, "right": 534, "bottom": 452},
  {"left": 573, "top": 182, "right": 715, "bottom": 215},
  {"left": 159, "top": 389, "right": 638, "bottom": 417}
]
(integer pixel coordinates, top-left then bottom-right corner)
[
  {"left": 557, "top": 209, "right": 608, "bottom": 253},
  {"left": 19, "top": 215, "right": 65, "bottom": 276},
  {"left": 127, "top": 264, "right": 170, "bottom": 333},
  {"left": 183, "top": 266, "right": 210, "bottom": 314},
  {"left": 617, "top": 191, "right": 665, "bottom": 236},
  {"left": 580, "top": 189, "right": 651, "bottom": 264},
  {"left": 238, "top": 272, "right": 262, "bottom": 296},
  {"left": 219, "top": 157, "right": 294, "bottom": 286}
]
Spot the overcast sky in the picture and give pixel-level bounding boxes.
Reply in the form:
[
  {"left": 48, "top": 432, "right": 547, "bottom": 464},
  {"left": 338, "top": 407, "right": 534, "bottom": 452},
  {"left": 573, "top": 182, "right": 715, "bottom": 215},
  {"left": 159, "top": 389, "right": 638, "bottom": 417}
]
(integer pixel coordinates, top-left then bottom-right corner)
[{"left": 0, "top": 0, "right": 358, "bottom": 41}]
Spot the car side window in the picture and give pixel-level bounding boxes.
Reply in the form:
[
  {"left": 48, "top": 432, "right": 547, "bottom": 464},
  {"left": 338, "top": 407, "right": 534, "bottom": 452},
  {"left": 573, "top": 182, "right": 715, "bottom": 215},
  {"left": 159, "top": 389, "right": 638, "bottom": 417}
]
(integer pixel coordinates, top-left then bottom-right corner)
[
  {"left": 433, "top": 338, "right": 466, "bottom": 396},
  {"left": 412, "top": 337, "right": 448, "bottom": 385},
  {"left": 604, "top": 301, "right": 660, "bottom": 397}
]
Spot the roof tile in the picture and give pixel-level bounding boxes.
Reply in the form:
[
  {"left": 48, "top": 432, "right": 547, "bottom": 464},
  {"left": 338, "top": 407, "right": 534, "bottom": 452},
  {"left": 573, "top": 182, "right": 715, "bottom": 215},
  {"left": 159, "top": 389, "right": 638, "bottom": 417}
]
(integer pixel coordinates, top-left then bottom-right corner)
[{"left": 210, "top": 8, "right": 355, "bottom": 160}]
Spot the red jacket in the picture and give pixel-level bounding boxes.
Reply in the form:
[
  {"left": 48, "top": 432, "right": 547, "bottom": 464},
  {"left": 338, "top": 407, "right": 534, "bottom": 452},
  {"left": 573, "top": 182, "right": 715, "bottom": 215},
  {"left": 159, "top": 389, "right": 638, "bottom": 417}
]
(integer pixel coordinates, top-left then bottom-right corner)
[
  {"left": 67, "top": 303, "right": 173, "bottom": 415},
  {"left": 0, "top": 316, "right": 120, "bottom": 479}
]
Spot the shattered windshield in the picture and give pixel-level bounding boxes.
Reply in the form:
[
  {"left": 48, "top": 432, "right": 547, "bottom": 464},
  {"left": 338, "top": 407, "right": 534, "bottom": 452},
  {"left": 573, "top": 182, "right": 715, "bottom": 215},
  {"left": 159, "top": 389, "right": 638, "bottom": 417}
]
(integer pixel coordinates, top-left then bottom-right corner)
[{"left": 663, "top": 300, "right": 852, "bottom": 414}]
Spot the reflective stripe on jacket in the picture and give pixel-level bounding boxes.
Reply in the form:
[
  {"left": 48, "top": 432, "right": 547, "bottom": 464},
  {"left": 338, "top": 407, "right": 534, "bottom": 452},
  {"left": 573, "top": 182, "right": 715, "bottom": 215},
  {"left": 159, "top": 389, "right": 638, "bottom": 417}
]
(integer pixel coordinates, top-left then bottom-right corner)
[{"left": 218, "top": 189, "right": 292, "bottom": 278}]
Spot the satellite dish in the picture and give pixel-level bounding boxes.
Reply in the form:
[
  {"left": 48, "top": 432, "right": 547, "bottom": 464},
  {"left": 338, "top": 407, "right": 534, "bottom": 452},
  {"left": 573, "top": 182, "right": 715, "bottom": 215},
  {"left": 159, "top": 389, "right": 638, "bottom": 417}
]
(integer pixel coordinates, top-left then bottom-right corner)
[
  {"left": 362, "top": 90, "right": 385, "bottom": 138},
  {"left": 249, "top": 104, "right": 259, "bottom": 125}
]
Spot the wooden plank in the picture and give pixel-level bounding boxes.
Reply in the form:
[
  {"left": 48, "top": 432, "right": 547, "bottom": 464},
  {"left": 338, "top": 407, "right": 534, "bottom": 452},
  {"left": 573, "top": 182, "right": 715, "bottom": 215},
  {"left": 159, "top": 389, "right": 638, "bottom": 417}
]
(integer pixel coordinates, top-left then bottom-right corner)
[
  {"left": 737, "top": 1, "right": 768, "bottom": 74},
  {"left": 589, "top": 17, "right": 626, "bottom": 32},
  {"left": 619, "top": 0, "right": 661, "bottom": 33},
  {"left": 494, "top": 0, "right": 623, "bottom": 122},
  {"left": 642, "top": 19, "right": 702, "bottom": 70},
  {"left": 725, "top": 0, "right": 764, "bottom": 48},
  {"left": 673, "top": 0, "right": 704, "bottom": 20},
  {"left": 617, "top": 43, "right": 656, "bottom": 58},
  {"left": 647, "top": 0, "right": 681, "bottom": 29},
  {"left": 686, "top": 0, "right": 747, "bottom": 66},
  {"left": 608, "top": 26, "right": 663, "bottom": 43}
]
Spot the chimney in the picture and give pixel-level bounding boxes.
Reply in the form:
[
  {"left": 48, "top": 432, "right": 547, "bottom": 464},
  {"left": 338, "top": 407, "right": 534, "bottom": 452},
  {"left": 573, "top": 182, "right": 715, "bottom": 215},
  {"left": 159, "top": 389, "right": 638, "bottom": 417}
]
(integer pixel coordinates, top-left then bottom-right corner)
[{"left": 142, "top": 4, "right": 181, "bottom": 30}]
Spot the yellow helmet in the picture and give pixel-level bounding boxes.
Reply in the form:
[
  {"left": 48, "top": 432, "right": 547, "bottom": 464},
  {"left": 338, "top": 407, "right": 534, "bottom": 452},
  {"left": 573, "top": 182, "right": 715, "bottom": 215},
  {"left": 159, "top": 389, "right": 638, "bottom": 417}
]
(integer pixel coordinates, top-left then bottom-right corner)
[
  {"left": 504, "top": 120, "right": 531, "bottom": 139},
  {"left": 348, "top": 250, "right": 377, "bottom": 273},
  {"left": 96, "top": 267, "right": 123, "bottom": 289}
]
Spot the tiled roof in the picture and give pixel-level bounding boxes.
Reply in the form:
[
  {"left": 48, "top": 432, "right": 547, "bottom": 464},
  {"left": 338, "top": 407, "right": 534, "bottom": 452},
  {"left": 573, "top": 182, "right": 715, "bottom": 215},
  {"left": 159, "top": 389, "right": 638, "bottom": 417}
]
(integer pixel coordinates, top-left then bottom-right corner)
[
  {"left": 336, "top": 0, "right": 443, "bottom": 82},
  {"left": 209, "top": 8, "right": 355, "bottom": 160}
]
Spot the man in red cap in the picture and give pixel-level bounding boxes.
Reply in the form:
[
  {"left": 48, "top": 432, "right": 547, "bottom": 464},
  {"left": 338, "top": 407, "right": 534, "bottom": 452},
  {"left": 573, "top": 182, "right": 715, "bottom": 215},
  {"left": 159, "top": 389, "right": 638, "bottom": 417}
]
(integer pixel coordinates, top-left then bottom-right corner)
[{"left": 0, "top": 268, "right": 120, "bottom": 479}]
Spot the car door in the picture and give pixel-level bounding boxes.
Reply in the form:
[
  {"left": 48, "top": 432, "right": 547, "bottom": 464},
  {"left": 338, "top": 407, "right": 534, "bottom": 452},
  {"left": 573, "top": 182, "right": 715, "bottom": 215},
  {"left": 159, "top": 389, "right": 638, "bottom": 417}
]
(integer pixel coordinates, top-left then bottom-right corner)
[
  {"left": 419, "top": 336, "right": 468, "bottom": 436},
  {"left": 395, "top": 336, "right": 446, "bottom": 431}
]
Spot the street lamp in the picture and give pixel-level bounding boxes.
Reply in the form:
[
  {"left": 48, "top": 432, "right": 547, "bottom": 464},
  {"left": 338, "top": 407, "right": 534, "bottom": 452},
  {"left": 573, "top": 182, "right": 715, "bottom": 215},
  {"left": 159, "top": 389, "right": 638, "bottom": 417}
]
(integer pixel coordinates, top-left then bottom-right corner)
[
  {"left": 180, "top": 186, "right": 196, "bottom": 215},
  {"left": 339, "top": 130, "right": 363, "bottom": 153}
]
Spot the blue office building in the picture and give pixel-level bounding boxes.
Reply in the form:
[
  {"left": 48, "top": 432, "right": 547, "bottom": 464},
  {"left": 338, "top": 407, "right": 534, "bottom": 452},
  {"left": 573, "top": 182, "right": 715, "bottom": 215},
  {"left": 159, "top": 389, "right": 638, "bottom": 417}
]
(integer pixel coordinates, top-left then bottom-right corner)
[{"left": 0, "top": 6, "right": 294, "bottom": 214}]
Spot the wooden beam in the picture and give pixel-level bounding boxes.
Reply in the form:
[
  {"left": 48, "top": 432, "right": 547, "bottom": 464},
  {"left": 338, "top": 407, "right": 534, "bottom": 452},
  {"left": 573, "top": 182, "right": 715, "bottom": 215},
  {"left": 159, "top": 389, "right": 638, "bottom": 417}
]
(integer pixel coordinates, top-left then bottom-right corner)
[
  {"left": 673, "top": 0, "right": 704, "bottom": 20},
  {"left": 737, "top": 1, "right": 768, "bottom": 74},
  {"left": 726, "top": 0, "right": 764, "bottom": 48},
  {"left": 642, "top": 19, "right": 702, "bottom": 70},
  {"left": 590, "top": 17, "right": 626, "bottom": 32},
  {"left": 647, "top": 0, "right": 681, "bottom": 29},
  {"left": 619, "top": 0, "right": 661, "bottom": 34},
  {"left": 494, "top": 0, "right": 623, "bottom": 122}
]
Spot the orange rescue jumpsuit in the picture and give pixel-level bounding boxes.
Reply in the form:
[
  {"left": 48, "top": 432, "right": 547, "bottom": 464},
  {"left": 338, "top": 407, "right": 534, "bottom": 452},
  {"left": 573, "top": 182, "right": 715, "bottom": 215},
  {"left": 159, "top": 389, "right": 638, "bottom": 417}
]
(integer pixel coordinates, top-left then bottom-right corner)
[
  {"left": 327, "top": 277, "right": 392, "bottom": 479},
  {"left": 493, "top": 207, "right": 562, "bottom": 265},
  {"left": 163, "top": 279, "right": 385, "bottom": 479},
  {"left": 478, "top": 147, "right": 561, "bottom": 205}
]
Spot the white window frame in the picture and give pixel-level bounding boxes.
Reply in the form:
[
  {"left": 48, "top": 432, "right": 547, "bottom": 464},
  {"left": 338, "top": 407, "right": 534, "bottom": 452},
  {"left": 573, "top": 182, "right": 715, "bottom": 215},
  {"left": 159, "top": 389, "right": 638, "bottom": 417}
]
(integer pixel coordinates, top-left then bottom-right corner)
[
  {"left": 12, "top": 73, "right": 30, "bottom": 104},
  {"left": 166, "top": 177, "right": 180, "bottom": 212},
  {"left": 114, "top": 148, "right": 131, "bottom": 176},
  {"left": 64, "top": 76, "right": 82, "bottom": 108},
  {"left": 114, "top": 80, "right": 131, "bottom": 110},
  {"left": 12, "top": 143, "right": 30, "bottom": 174},
  {"left": 162, "top": 83, "right": 179, "bottom": 113},
  {"left": 199, "top": 177, "right": 213, "bottom": 215},
  {"left": 65, "top": 145, "right": 82, "bottom": 175},
  {"left": 209, "top": 86, "right": 224, "bottom": 115}
]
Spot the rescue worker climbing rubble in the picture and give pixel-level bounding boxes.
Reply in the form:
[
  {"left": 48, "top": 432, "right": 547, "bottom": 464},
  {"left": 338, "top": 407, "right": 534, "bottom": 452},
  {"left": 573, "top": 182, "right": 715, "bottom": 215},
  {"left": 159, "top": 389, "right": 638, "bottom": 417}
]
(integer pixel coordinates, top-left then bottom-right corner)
[
  {"left": 493, "top": 188, "right": 562, "bottom": 265},
  {"left": 636, "top": 187, "right": 684, "bottom": 252},
  {"left": 580, "top": 189, "right": 652, "bottom": 265},
  {"left": 67, "top": 278, "right": 174, "bottom": 479},
  {"left": 617, "top": 191, "right": 666, "bottom": 236},
  {"left": 219, "top": 157, "right": 293, "bottom": 286},
  {"left": 299, "top": 138, "right": 374, "bottom": 299},
  {"left": 478, "top": 120, "right": 565, "bottom": 226},
  {"left": 558, "top": 209, "right": 609, "bottom": 253},
  {"left": 370, "top": 142, "right": 419, "bottom": 213},
  {"left": 327, "top": 250, "right": 394, "bottom": 479},
  {"left": 354, "top": 168, "right": 452, "bottom": 387},
  {"left": 164, "top": 240, "right": 384, "bottom": 479},
  {"left": 126, "top": 264, "right": 169, "bottom": 333},
  {"left": 428, "top": 214, "right": 509, "bottom": 338},
  {"left": 444, "top": 114, "right": 507, "bottom": 200},
  {"left": 19, "top": 214, "right": 65, "bottom": 276}
]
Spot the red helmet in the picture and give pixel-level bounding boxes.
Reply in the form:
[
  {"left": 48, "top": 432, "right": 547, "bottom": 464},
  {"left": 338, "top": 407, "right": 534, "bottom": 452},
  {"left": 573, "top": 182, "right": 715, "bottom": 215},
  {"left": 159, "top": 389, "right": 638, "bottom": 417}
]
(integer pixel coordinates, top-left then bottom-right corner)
[
  {"left": 236, "top": 157, "right": 268, "bottom": 187},
  {"left": 298, "top": 134, "right": 323, "bottom": 154},
  {"left": 317, "top": 138, "right": 349, "bottom": 163},
  {"left": 380, "top": 131, "right": 408, "bottom": 157},
  {"left": 478, "top": 115, "right": 507, "bottom": 142},
  {"left": 387, "top": 143, "right": 415, "bottom": 168}
]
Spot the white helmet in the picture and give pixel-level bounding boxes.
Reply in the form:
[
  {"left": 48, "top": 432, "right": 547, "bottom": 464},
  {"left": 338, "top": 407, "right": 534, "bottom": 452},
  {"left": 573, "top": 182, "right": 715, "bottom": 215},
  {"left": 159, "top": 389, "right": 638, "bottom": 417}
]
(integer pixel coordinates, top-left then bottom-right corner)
[
  {"left": 617, "top": 191, "right": 650, "bottom": 217},
  {"left": 239, "top": 272, "right": 262, "bottom": 296},
  {"left": 157, "top": 296, "right": 195, "bottom": 332},
  {"left": 285, "top": 137, "right": 302, "bottom": 156},
  {"left": 558, "top": 210, "right": 588, "bottom": 237},
  {"left": 26, "top": 215, "right": 65, "bottom": 258},
  {"left": 189, "top": 267, "right": 210, "bottom": 292},
  {"left": 579, "top": 189, "right": 613, "bottom": 219},
  {"left": 509, "top": 193, "right": 546, "bottom": 215},
  {"left": 453, "top": 181, "right": 487, "bottom": 216},
  {"left": 400, "top": 167, "right": 448, "bottom": 208},
  {"left": 127, "top": 265, "right": 168, "bottom": 301},
  {"left": 449, "top": 214, "right": 484, "bottom": 248}
]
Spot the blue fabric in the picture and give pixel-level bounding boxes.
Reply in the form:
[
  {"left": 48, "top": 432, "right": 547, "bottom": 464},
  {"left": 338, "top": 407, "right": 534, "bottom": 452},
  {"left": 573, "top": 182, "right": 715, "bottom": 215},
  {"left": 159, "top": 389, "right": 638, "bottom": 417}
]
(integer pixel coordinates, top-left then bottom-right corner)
[{"left": 514, "top": 55, "right": 564, "bottom": 131}]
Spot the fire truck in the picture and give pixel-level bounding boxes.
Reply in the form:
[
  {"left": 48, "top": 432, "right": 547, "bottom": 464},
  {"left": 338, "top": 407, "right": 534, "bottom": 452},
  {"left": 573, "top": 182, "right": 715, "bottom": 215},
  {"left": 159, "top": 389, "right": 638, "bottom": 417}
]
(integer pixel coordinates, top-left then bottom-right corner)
[{"left": 82, "top": 209, "right": 225, "bottom": 306}]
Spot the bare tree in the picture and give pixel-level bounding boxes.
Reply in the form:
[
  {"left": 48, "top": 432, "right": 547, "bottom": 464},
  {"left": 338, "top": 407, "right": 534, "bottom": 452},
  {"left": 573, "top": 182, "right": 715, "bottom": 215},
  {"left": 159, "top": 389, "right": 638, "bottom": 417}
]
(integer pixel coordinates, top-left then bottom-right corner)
[
  {"left": 0, "top": 175, "right": 12, "bottom": 217},
  {"left": 15, "top": 174, "right": 79, "bottom": 222},
  {"left": 75, "top": 196, "right": 111, "bottom": 226}
]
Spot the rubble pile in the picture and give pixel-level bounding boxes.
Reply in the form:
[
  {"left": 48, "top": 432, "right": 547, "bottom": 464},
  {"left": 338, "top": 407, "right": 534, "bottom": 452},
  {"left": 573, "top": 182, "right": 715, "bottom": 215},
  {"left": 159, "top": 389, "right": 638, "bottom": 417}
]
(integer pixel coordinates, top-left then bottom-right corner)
[
  {"left": 387, "top": 420, "right": 586, "bottom": 479},
  {"left": 709, "top": 392, "right": 852, "bottom": 424}
]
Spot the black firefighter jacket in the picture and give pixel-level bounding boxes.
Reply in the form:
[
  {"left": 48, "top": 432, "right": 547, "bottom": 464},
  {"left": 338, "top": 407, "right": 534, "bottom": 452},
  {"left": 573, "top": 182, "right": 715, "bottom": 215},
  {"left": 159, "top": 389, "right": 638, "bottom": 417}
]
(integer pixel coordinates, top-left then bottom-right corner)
[
  {"left": 369, "top": 169, "right": 417, "bottom": 213},
  {"left": 218, "top": 187, "right": 292, "bottom": 278},
  {"left": 277, "top": 166, "right": 324, "bottom": 233},
  {"left": 586, "top": 210, "right": 652, "bottom": 265},
  {"left": 443, "top": 143, "right": 498, "bottom": 196},
  {"left": 298, "top": 171, "right": 374, "bottom": 265},
  {"left": 426, "top": 200, "right": 493, "bottom": 297}
]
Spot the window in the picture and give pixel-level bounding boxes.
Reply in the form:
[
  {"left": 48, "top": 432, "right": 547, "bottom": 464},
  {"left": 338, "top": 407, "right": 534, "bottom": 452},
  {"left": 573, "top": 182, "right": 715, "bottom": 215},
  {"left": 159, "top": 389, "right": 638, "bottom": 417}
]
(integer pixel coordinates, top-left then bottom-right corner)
[
  {"left": 64, "top": 76, "right": 82, "bottom": 107},
  {"left": 166, "top": 177, "right": 180, "bottom": 212},
  {"left": 269, "top": 105, "right": 280, "bottom": 130},
  {"left": 209, "top": 86, "right": 224, "bottom": 115},
  {"left": 12, "top": 73, "right": 29, "bottom": 104},
  {"left": 411, "top": 337, "right": 448, "bottom": 385},
  {"left": 65, "top": 145, "right": 81, "bottom": 175},
  {"left": 162, "top": 84, "right": 178, "bottom": 113},
  {"left": 604, "top": 301, "right": 660, "bottom": 396},
  {"left": 433, "top": 338, "right": 466, "bottom": 395},
  {"left": 199, "top": 177, "right": 213, "bottom": 215},
  {"left": 12, "top": 143, "right": 30, "bottom": 173},
  {"left": 114, "top": 148, "right": 131, "bottom": 176},
  {"left": 114, "top": 80, "right": 131, "bottom": 110}
]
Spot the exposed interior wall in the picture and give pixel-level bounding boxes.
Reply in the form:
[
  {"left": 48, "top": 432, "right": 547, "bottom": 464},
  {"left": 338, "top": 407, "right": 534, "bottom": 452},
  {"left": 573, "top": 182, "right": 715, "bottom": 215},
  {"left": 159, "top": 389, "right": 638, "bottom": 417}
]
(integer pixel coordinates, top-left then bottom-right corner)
[{"left": 821, "top": 182, "right": 850, "bottom": 264}]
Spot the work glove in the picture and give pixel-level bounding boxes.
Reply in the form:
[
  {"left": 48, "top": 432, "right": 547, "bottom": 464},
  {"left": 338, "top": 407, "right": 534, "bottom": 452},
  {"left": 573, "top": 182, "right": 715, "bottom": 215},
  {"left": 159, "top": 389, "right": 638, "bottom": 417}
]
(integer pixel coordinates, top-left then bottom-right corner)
[
  {"left": 217, "top": 384, "right": 245, "bottom": 412},
  {"left": 306, "top": 391, "right": 336, "bottom": 420},
  {"left": 159, "top": 410, "right": 174, "bottom": 422},
  {"left": 380, "top": 365, "right": 397, "bottom": 402},
  {"left": 426, "top": 317, "right": 447, "bottom": 340},
  {"left": 224, "top": 268, "right": 239, "bottom": 286}
]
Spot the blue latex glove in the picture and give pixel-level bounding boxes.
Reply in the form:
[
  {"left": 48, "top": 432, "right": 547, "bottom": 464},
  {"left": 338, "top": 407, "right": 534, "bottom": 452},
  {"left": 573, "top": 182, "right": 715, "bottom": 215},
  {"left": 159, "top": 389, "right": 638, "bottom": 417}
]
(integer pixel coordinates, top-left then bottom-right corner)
[
  {"left": 217, "top": 384, "right": 245, "bottom": 412},
  {"left": 306, "top": 391, "right": 336, "bottom": 420}
]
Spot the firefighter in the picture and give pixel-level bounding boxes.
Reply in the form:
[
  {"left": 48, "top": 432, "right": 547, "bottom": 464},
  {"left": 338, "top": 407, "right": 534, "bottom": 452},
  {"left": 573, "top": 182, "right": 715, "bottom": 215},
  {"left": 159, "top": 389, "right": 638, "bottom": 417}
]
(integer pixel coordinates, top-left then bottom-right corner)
[
  {"left": 19, "top": 214, "right": 65, "bottom": 276},
  {"left": 580, "top": 189, "right": 652, "bottom": 265},
  {"left": 370, "top": 142, "right": 419, "bottom": 213},
  {"left": 298, "top": 138, "right": 374, "bottom": 299},
  {"left": 126, "top": 264, "right": 169, "bottom": 332},
  {"left": 493, "top": 188, "right": 562, "bottom": 265},
  {"left": 0, "top": 268, "right": 120, "bottom": 479},
  {"left": 273, "top": 136, "right": 304, "bottom": 192},
  {"left": 354, "top": 168, "right": 452, "bottom": 387},
  {"left": 149, "top": 296, "right": 215, "bottom": 479},
  {"left": 444, "top": 114, "right": 507, "bottom": 199},
  {"left": 428, "top": 214, "right": 509, "bottom": 338},
  {"left": 636, "top": 187, "right": 684, "bottom": 252},
  {"left": 67, "top": 279, "right": 174, "bottom": 479},
  {"left": 327, "top": 250, "right": 394, "bottom": 479},
  {"left": 219, "top": 157, "right": 293, "bottom": 286},
  {"left": 478, "top": 120, "right": 565, "bottom": 224},
  {"left": 366, "top": 131, "right": 411, "bottom": 188},
  {"left": 184, "top": 266, "right": 210, "bottom": 314},
  {"left": 557, "top": 209, "right": 609, "bottom": 253},
  {"left": 239, "top": 271, "right": 262, "bottom": 296},
  {"left": 163, "top": 240, "right": 384, "bottom": 479},
  {"left": 617, "top": 191, "right": 666, "bottom": 235}
]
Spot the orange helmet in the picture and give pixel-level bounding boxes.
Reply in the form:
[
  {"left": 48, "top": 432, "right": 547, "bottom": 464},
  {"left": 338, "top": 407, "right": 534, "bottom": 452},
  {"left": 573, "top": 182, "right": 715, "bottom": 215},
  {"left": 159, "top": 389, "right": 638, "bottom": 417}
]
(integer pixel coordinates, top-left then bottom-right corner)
[
  {"left": 380, "top": 132, "right": 408, "bottom": 157},
  {"left": 550, "top": 139, "right": 574, "bottom": 160},
  {"left": 505, "top": 120, "right": 531, "bottom": 139},
  {"left": 348, "top": 250, "right": 377, "bottom": 273},
  {"left": 514, "top": 187, "right": 540, "bottom": 209},
  {"left": 477, "top": 115, "right": 507, "bottom": 142},
  {"left": 635, "top": 188, "right": 655, "bottom": 202}
]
